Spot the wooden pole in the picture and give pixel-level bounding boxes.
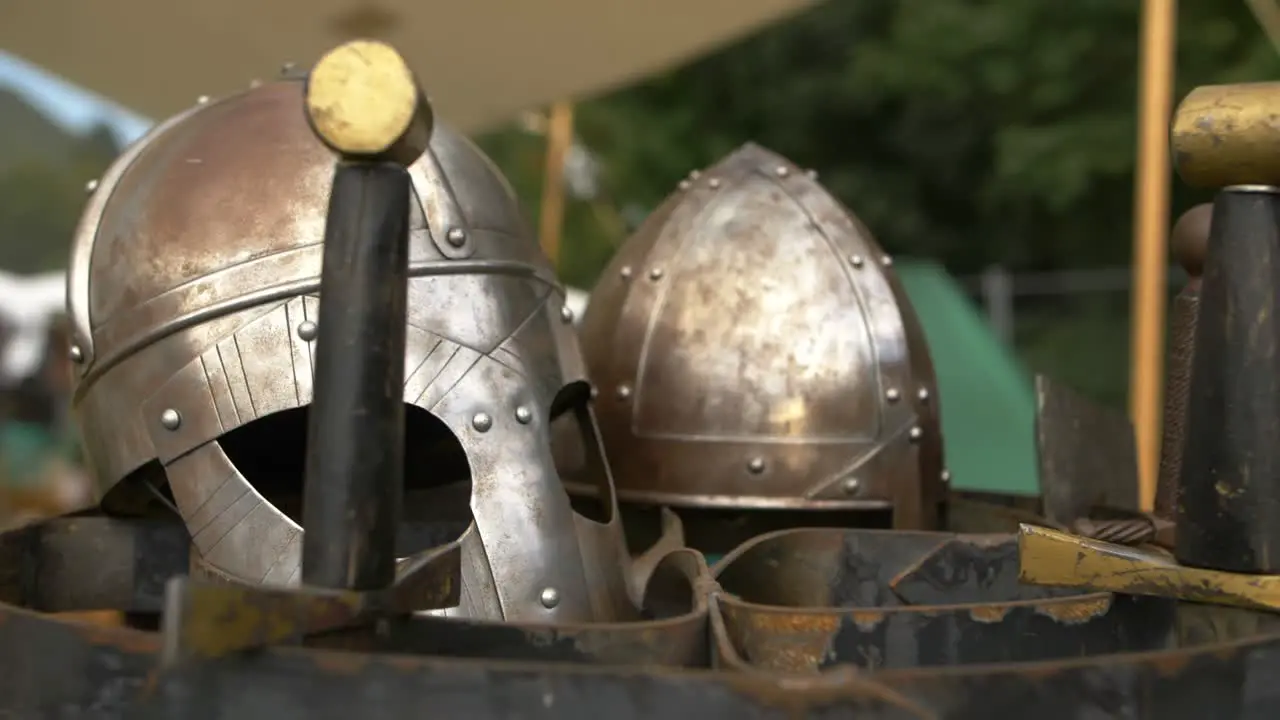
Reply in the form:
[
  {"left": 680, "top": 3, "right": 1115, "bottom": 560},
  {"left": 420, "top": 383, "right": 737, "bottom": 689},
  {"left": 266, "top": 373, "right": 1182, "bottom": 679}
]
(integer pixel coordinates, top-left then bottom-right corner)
[
  {"left": 300, "top": 40, "right": 426, "bottom": 591},
  {"left": 1246, "top": 0, "right": 1280, "bottom": 54},
  {"left": 539, "top": 101, "right": 576, "bottom": 271},
  {"left": 1129, "top": 0, "right": 1178, "bottom": 512}
]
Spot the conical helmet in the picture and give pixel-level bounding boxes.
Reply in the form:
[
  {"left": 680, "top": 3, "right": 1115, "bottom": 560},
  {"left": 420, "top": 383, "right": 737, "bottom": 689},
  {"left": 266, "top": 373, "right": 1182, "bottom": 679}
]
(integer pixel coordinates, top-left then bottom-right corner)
[
  {"left": 578, "top": 143, "right": 945, "bottom": 533},
  {"left": 67, "top": 80, "right": 636, "bottom": 622}
]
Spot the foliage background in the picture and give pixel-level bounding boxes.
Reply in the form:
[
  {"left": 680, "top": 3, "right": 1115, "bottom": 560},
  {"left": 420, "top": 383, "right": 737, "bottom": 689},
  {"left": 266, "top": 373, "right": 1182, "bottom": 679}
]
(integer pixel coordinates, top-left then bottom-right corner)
[
  {"left": 1, "top": 0, "right": 1277, "bottom": 408},
  {"left": 476, "top": 0, "right": 1280, "bottom": 408}
]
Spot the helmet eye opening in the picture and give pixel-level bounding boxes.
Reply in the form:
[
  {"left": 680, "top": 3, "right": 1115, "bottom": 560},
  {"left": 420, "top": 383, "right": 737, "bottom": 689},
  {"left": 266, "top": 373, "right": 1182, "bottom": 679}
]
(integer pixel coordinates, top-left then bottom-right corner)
[
  {"left": 549, "top": 379, "right": 590, "bottom": 420},
  {"left": 216, "top": 404, "right": 474, "bottom": 553},
  {"left": 550, "top": 381, "right": 616, "bottom": 525}
]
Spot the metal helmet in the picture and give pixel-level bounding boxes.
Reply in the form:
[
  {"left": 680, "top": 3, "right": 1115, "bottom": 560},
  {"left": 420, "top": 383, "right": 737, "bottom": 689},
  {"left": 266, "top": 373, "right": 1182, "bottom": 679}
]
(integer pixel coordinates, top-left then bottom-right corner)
[
  {"left": 578, "top": 143, "right": 945, "bottom": 531},
  {"left": 67, "top": 80, "right": 636, "bottom": 623}
]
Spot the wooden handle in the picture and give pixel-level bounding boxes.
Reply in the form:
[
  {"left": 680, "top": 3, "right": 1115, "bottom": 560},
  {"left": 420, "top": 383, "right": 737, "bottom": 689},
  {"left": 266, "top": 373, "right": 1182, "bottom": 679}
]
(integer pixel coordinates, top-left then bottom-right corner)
[
  {"left": 305, "top": 40, "right": 433, "bottom": 166},
  {"left": 1172, "top": 82, "right": 1280, "bottom": 188},
  {"left": 1017, "top": 524, "right": 1280, "bottom": 613}
]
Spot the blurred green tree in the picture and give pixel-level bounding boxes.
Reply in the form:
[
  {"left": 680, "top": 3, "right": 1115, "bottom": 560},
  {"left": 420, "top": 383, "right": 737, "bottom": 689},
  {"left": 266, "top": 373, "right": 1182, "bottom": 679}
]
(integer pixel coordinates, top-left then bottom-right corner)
[
  {"left": 478, "top": 0, "right": 1280, "bottom": 405},
  {"left": 485, "top": 0, "right": 1277, "bottom": 278},
  {"left": 0, "top": 121, "right": 121, "bottom": 273},
  {"left": 0, "top": 1, "right": 1274, "bottom": 406}
]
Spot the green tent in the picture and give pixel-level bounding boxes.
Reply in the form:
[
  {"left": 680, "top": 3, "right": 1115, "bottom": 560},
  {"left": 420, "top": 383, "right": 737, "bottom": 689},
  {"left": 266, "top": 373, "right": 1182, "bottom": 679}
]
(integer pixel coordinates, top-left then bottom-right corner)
[{"left": 896, "top": 261, "right": 1038, "bottom": 497}]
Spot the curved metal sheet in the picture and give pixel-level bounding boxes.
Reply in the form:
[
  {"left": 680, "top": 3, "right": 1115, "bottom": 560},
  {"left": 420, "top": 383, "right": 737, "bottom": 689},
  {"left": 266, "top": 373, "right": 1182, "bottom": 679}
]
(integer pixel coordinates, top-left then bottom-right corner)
[
  {"left": 2, "top": 518, "right": 1280, "bottom": 717},
  {"left": 711, "top": 528, "right": 1171, "bottom": 672}
]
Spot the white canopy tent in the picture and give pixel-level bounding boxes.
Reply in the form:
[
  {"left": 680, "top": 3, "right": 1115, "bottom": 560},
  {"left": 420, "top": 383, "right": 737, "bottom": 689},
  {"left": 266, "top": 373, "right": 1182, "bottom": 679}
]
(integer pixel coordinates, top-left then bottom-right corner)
[
  {"left": 3, "top": 0, "right": 813, "bottom": 132},
  {"left": 565, "top": 286, "right": 589, "bottom": 325},
  {"left": 0, "top": 271, "right": 66, "bottom": 386}
]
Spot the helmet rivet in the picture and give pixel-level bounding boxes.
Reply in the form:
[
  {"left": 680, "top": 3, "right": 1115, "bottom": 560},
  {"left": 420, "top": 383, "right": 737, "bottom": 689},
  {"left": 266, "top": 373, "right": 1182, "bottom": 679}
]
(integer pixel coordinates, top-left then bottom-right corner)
[
  {"left": 849, "top": 254, "right": 865, "bottom": 268},
  {"left": 560, "top": 305, "right": 574, "bottom": 323},
  {"left": 649, "top": 267, "right": 664, "bottom": 281},
  {"left": 472, "top": 412, "right": 493, "bottom": 433},
  {"left": 445, "top": 227, "right": 467, "bottom": 248},
  {"left": 515, "top": 406, "right": 533, "bottom": 424},
  {"left": 941, "top": 469, "right": 952, "bottom": 484},
  {"left": 196, "top": 95, "right": 210, "bottom": 105},
  {"left": 297, "top": 321, "right": 318, "bottom": 342},
  {"left": 775, "top": 166, "right": 790, "bottom": 178},
  {"left": 616, "top": 385, "right": 632, "bottom": 400},
  {"left": 885, "top": 388, "right": 901, "bottom": 403},
  {"left": 806, "top": 169, "right": 819, "bottom": 180},
  {"left": 747, "top": 457, "right": 766, "bottom": 474},
  {"left": 68, "top": 345, "right": 84, "bottom": 364},
  {"left": 917, "top": 387, "right": 930, "bottom": 403},
  {"left": 160, "top": 409, "right": 182, "bottom": 431},
  {"left": 620, "top": 265, "right": 633, "bottom": 279},
  {"left": 842, "top": 477, "right": 861, "bottom": 494},
  {"left": 84, "top": 179, "right": 99, "bottom": 194},
  {"left": 678, "top": 180, "right": 691, "bottom": 191},
  {"left": 881, "top": 255, "right": 894, "bottom": 267},
  {"left": 539, "top": 587, "right": 560, "bottom": 609},
  {"left": 708, "top": 178, "right": 722, "bottom": 189},
  {"left": 908, "top": 426, "right": 923, "bottom": 442}
]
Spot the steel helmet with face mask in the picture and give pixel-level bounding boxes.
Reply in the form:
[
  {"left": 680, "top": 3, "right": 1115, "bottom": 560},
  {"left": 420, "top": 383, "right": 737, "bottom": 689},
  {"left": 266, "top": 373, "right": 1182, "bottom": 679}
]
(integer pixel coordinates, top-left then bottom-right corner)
[{"left": 67, "top": 79, "right": 636, "bottom": 623}]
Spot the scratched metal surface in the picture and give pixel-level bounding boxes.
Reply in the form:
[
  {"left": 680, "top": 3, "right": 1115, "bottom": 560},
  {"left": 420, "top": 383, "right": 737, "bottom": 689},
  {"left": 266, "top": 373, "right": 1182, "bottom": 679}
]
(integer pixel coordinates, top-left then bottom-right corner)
[
  {"left": 711, "top": 528, "right": 1173, "bottom": 672},
  {"left": 2, "top": 516, "right": 1280, "bottom": 718}
]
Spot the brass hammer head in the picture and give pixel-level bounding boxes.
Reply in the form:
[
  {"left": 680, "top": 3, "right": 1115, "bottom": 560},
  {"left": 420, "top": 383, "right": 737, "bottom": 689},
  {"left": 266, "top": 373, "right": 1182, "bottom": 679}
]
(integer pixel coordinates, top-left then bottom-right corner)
[
  {"left": 1172, "top": 82, "right": 1280, "bottom": 189},
  {"left": 304, "top": 40, "right": 433, "bottom": 166}
]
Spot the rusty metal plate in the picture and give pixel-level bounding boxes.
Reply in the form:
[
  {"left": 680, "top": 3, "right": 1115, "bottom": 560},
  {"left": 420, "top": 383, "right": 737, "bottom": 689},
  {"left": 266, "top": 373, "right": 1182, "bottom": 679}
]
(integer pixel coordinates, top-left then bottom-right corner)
[
  {"left": 710, "top": 528, "right": 1171, "bottom": 672},
  {"left": 3, "top": 515, "right": 1280, "bottom": 717},
  {"left": 0, "top": 515, "right": 188, "bottom": 613},
  {"left": 0, "top": 595, "right": 1276, "bottom": 718},
  {"left": 309, "top": 549, "right": 713, "bottom": 668},
  {"left": 1035, "top": 374, "right": 1141, "bottom": 525}
]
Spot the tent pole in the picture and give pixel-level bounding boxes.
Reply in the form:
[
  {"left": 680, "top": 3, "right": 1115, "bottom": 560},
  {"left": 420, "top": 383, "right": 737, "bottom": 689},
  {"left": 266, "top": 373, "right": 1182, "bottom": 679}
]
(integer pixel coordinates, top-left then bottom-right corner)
[
  {"left": 1129, "top": 0, "right": 1177, "bottom": 512},
  {"left": 538, "top": 100, "right": 576, "bottom": 271},
  {"left": 1245, "top": 0, "right": 1280, "bottom": 54}
]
